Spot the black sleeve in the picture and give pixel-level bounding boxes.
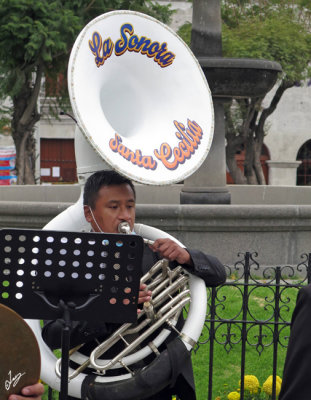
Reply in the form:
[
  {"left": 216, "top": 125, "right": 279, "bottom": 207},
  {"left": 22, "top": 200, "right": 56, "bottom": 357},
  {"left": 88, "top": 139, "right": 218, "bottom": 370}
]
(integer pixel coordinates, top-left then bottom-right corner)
[
  {"left": 279, "top": 285, "right": 311, "bottom": 400},
  {"left": 171, "top": 249, "right": 226, "bottom": 287},
  {"left": 42, "top": 319, "right": 117, "bottom": 350}
]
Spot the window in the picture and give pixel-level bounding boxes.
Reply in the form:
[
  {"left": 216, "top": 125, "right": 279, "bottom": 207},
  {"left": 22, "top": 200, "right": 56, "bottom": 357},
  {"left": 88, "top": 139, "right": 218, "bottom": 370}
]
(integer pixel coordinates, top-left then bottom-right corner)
[
  {"left": 40, "top": 139, "right": 77, "bottom": 183},
  {"left": 297, "top": 140, "right": 311, "bottom": 185}
]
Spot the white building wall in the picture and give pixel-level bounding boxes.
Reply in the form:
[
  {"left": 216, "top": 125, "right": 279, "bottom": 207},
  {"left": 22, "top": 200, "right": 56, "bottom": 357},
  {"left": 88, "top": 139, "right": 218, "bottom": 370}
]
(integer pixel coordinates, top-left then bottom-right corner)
[
  {"left": 265, "top": 84, "right": 311, "bottom": 161},
  {"left": 264, "top": 84, "right": 311, "bottom": 185}
]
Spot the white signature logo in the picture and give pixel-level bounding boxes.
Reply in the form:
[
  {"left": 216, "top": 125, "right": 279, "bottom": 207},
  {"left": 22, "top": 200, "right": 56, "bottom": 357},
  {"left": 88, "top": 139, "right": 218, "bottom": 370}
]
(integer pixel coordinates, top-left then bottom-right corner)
[{"left": 5, "top": 370, "right": 26, "bottom": 391}]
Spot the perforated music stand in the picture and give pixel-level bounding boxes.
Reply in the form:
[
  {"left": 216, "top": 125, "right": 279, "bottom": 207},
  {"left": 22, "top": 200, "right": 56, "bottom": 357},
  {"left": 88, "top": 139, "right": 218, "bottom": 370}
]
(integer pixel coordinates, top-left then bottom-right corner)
[{"left": 0, "top": 228, "right": 144, "bottom": 400}]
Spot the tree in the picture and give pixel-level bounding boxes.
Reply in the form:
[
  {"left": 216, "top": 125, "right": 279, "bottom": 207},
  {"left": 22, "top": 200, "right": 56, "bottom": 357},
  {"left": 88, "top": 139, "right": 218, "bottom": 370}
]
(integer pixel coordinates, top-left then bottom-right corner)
[
  {"left": 179, "top": 0, "right": 311, "bottom": 184},
  {"left": 0, "top": 0, "right": 173, "bottom": 184}
]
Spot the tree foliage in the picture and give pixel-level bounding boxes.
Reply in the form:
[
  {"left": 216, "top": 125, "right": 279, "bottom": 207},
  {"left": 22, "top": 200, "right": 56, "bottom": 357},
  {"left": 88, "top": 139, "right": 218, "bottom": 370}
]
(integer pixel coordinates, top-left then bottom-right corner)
[
  {"left": 222, "top": 1, "right": 311, "bottom": 82},
  {"left": 179, "top": 0, "right": 311, "bottom": 184},
  {"left": 0, "top": 0, "right": 173, "bottom": 184}
]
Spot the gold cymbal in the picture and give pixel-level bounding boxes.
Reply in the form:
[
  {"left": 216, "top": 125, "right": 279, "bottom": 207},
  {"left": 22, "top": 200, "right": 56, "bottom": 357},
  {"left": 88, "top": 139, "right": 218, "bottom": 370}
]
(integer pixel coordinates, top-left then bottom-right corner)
[{"left": 0, "top": 304, "right": 41, "bottom": 400}]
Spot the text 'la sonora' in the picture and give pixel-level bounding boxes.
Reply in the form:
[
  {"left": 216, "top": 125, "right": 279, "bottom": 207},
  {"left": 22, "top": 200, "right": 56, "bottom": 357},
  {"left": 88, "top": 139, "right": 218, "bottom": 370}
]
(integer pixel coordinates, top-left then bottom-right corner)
[{"left": 89, "top": 23, "right": 175, "bottom": 68}]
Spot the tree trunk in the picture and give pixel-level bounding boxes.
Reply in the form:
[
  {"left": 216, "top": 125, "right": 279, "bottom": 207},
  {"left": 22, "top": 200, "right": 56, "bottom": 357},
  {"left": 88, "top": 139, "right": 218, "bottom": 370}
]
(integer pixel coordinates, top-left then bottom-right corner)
[
  {"left": 244, "top": 134, "right": 257, "bottom": 184},
  {"left": 226, "top": 145, "right": 247, "bottom": 184},
  {"left": 11, "top": 66, "right": 42, "bottom": 184},
  {"left": 253, "top": 140, "right": 266, "bottom": 184},
  {"left": 250, "top": 80, "right": 295, "bottom": 185},
  {"left": 241, "top": 99, "right": 261, "bottom": 184},
  {"left": 12, "top": 98, "right": 38, "bottom": 185},
  {"left": 14, "top": 129, "right": 36, "bottom": 185},
  {"left": 224, "top": 103, "right": 247, "bottom": 184}
]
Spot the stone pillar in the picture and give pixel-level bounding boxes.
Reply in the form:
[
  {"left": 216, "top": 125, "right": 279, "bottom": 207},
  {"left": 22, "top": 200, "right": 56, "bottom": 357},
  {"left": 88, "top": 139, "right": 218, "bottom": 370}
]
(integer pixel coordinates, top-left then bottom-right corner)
[
  {"left": 190, "top": 0, "right": 222, "bottom": 57},
  {"left": 181, "top": 0, "right": 231, "bottom": 204},
  {"left": 180, "top": 98, "right": 230, "bottom": 204},
  {"left": 267, "top": 161, "right": 301, "bottom": 186}
]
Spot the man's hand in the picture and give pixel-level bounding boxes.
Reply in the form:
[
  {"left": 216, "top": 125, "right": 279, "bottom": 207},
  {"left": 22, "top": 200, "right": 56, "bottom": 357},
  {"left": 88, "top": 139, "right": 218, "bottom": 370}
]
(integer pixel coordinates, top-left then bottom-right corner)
[
  {"left": 137, "top": 283, "right": 152, "bottom": 314},
  {"left": 138, "top": 283, "right": 151, "bottom": 304},
  {"left": 9, "top": 382, "right": 45, "bottom": 400},
  {"left": 149, "top": 238, "right": 193, "bottom": 266}
]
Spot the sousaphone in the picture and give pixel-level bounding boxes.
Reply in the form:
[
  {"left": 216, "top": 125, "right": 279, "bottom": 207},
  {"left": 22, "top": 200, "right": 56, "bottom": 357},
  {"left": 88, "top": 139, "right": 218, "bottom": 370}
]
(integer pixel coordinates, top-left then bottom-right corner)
[{"left": 27, "top": 9, "right": 214, "bottom": 400}]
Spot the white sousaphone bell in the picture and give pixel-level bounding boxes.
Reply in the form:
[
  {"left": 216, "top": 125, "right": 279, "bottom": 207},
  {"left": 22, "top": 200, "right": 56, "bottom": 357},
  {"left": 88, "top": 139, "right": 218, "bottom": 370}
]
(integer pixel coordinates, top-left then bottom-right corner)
[{"left": 27, "top": 9, "right": 214, "bottom": 400}]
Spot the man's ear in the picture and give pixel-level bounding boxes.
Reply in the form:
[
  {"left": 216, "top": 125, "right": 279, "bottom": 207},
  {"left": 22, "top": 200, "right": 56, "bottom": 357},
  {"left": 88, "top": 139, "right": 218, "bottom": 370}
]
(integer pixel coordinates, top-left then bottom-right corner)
[{"left": 84, "top": 205, "right": 92, "bottom": 223}]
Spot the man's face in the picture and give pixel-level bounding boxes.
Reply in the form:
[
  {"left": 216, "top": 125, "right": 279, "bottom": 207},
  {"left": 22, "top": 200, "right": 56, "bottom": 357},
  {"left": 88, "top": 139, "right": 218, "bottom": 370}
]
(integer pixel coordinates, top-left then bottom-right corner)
[{"left": 84, "top": 184, "right": 136, "bottom": 233}]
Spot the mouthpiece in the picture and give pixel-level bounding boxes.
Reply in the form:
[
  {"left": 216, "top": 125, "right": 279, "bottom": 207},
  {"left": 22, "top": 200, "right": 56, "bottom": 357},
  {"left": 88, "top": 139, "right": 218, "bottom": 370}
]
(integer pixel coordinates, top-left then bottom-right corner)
[{"left": 118, "top": 221, "right": 131, "bottom": 234}]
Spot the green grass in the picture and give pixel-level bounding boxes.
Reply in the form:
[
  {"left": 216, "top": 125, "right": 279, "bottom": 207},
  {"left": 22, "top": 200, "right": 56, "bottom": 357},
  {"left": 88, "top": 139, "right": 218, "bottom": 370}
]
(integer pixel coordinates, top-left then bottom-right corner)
[{"left": 192, "top": 284, "right": 300, "bottom": 400}]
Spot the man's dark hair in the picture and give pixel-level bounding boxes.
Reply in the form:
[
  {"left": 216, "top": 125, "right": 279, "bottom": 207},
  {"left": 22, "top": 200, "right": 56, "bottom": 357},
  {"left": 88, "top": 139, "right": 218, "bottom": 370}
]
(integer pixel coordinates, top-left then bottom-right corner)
[{"left": 83, "top": 170, "right": 136, "bottom": 209}]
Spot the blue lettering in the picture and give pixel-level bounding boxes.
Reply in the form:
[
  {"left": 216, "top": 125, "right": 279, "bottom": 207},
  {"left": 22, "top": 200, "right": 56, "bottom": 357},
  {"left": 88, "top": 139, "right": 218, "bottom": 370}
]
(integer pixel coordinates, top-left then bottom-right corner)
[
  {"left": 115, "top": 23, "right": 133, "bottom": 56},
  {"left": 88, "top": 32, "right": 113, "bottom": 67},
  {"left": 89, "top": 23, "right": 175, "bottom": 69}
]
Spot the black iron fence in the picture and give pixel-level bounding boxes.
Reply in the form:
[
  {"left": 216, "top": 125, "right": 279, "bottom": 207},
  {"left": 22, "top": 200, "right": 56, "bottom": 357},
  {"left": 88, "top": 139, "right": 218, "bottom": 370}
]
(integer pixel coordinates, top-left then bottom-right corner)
[{"left": 198, "top": 252, "right": 311, "bottom": 400}]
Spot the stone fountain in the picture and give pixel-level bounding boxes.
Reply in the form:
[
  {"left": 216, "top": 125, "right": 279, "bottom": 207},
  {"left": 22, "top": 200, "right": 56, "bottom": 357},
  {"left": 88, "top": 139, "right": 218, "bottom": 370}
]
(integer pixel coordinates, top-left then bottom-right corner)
[{"left": 180, "top": 0, "right": 282, "bottom": 204}]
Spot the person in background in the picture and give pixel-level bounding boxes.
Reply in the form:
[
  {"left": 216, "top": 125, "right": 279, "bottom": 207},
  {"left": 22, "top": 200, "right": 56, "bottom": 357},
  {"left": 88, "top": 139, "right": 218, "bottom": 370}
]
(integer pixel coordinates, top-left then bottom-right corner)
[{"left": 279, "top": 284, "right": 311, "bottom": 400}]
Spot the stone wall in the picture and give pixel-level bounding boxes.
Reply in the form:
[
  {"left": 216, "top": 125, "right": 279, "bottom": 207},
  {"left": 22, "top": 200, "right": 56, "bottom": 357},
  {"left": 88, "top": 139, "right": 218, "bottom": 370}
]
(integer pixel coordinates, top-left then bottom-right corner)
[
  {"left": 1, "top": 200, "right": 311, "bottom": 269},
  {"left": 2, "top": 183, "right": 311, "bottom": 268},
  {"left": 2, "top": 184, "right": 311, "bottom": 205}
]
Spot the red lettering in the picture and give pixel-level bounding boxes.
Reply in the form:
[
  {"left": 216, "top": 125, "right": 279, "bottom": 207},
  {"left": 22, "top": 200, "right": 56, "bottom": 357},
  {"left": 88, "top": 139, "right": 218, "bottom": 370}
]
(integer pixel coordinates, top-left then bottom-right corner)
[
  {"left": 109, "top": 134, "right": 157, "bottom": 170},
  {"left": 109, "top": 133, "right": 121, "bottom": 151},
  {"left": 154, "top": 120, "right": 204, "bottom": 170}
]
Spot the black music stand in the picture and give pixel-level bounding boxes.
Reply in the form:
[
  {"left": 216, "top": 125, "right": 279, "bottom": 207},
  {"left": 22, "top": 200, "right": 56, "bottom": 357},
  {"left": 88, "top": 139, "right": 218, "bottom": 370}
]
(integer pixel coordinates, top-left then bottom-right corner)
[{"left": 0, "top": 228, "right": 144, "bottom": 400}]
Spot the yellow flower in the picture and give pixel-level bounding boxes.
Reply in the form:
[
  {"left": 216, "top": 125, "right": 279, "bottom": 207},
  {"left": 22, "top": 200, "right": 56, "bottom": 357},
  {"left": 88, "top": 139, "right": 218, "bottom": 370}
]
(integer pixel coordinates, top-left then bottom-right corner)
[
  {"left": 215, "top": 397, "right": 221, "bottom": 400},
  {"left": 262, "top": 375, "right": 282, "bottom": 396},
  {"left": 227, "top": 391, "right": 240, "bottom": 400},
  {"left": 239, "top": 375, "right": 260, "bottom": 394}
]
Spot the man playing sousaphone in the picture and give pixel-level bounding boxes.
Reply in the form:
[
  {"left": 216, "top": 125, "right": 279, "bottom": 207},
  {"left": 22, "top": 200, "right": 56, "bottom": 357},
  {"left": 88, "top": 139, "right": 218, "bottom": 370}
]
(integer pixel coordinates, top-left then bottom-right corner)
[
  {"left": 38, "top": 3, "right": 223, "bottom": 396},
  {"left": 42, "top": 170, "right": 226, "bottom": 400}
]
